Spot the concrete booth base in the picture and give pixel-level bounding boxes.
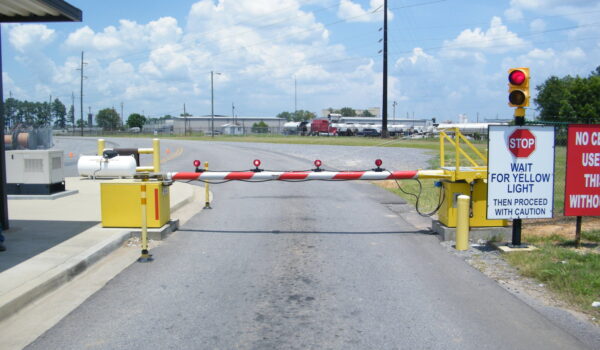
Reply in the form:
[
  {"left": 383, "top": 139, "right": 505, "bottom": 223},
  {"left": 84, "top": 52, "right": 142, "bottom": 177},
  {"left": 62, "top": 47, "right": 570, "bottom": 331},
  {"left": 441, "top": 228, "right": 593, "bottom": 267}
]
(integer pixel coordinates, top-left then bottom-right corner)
[{"left": 432, "top": 220, "right": 512, "bottom": 242}]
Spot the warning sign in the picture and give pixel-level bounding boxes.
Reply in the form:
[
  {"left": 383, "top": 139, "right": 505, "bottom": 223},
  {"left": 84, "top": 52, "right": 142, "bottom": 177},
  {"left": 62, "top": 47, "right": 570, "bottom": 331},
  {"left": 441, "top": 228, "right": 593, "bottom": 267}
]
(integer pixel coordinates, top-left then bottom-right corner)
[
  {"left": 564, "top": 124, "right": 600, "bottom": 216},
  {"left": 487, "top": 125, "right": 555, "bottom": 219}
]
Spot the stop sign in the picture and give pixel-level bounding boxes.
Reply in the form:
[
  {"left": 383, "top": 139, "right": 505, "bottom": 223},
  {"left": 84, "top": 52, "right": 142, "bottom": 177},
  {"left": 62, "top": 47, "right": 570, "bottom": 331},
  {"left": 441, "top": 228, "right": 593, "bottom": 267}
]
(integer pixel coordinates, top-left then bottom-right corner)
[{"left": 508, "top": 129, "right": 536, "bottom": 157}]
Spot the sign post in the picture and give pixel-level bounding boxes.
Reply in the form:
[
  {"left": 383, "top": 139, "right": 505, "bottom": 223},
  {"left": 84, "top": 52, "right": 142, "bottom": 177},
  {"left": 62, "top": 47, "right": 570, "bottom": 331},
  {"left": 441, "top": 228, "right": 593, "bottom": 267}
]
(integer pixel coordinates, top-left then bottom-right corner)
[
  {"left": 564, "top": 125, "right": 600, "bottom": 247},
  {"left": 487, "top": 125, "right": 555, "bottom": 247}
]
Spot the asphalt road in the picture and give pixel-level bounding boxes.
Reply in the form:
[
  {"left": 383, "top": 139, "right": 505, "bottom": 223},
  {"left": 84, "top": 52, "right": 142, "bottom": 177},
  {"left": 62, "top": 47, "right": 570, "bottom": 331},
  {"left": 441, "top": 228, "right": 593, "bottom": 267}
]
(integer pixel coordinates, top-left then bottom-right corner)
[{"left": 27, "top": 137, "right": 590, "bottom": 349}]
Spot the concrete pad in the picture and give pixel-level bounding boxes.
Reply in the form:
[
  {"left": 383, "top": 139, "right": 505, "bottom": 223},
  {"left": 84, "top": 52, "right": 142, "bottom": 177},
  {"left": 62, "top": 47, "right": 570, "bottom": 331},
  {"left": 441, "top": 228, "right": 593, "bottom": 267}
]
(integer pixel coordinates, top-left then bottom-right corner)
[
  {"left": 432, "top": 220, "right": 512, "bottom": 242},
  {"left": 128, "top": 219, "right": 180, "bottom": 241},
  {"left": 493, "top": 242, "right": 539, "bottom": 253}
]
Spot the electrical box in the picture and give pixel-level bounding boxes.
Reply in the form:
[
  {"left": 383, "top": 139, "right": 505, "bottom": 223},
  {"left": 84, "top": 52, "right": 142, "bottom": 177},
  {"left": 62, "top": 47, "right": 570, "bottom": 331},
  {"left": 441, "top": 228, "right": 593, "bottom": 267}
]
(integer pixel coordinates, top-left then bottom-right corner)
[
  {"left": 6, "top": 150, "right": 65, "bottom": 194},
  {"left": 438, "top": 179, "right": 507, "bottom": 228},
  {"left": 100, "top": 180, "right": 170, "bottom": 228}
]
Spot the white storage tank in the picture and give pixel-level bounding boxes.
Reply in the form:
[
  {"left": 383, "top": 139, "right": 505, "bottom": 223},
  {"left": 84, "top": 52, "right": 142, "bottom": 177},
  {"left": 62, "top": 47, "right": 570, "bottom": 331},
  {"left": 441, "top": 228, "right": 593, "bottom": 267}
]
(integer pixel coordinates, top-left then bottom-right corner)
[{"left": 77, "top": 155, "right": 137, "bottom": 178}]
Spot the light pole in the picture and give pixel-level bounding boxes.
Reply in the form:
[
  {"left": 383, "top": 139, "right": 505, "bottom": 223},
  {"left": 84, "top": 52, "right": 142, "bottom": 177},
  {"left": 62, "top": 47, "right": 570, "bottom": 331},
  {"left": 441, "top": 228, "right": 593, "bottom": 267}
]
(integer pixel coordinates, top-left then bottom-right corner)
[{"left": 211, "top": 70, "right": 221, "bottom": 138}]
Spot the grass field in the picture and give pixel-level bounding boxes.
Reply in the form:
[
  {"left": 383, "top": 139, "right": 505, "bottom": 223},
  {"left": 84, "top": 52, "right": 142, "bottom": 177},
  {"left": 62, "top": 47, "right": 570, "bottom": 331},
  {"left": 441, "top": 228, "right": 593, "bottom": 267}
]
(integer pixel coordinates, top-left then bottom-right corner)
[{"left": 504, "top": 230, "right": 600, "bottom": 320}]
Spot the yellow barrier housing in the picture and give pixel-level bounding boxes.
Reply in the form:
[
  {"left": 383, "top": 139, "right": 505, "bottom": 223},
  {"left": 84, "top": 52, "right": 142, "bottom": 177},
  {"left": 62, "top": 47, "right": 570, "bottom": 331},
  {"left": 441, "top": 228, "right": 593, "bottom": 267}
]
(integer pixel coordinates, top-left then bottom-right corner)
[
  {"left": 100, "top": 180, "right": 170, "bottom": 228},
  {"left": 438, "top": 128, "right": 508, "bottom": 228}
]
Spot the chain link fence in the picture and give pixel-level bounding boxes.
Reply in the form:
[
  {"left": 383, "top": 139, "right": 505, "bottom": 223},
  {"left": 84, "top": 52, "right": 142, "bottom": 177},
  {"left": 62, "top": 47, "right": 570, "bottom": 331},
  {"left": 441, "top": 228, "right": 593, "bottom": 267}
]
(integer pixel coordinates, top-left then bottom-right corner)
[{"left": 523, "top": 120, "right": 570, "bottom": 218}]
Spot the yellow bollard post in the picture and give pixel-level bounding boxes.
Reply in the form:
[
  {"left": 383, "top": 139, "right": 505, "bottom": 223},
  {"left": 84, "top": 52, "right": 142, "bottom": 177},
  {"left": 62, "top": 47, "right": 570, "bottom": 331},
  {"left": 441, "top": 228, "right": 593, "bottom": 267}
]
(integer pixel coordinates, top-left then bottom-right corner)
[
  {"left": 98, "top": 139, "right": 105, "bottom": 156},
  {"left": 138, "top": 182, "right": 153, "bottom": 262},
  {"left": 203, "top": 161, "right": 212, "bottom": 209},
  {"left": 455, "top": 195, "right": 470, "bottom": 251},
  {"left": 152, "top": 138, "right": 160, "bottom": 173}
]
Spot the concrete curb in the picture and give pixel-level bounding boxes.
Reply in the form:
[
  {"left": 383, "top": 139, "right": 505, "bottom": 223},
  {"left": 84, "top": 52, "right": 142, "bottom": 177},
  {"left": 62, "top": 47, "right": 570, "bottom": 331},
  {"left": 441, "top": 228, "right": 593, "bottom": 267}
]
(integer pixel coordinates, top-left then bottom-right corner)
[
  {"left": 0, "top": 228, "right": 130, "bottom": 323},
  {"left": 0, "top": 182, "right": 201, "bottom": 323}
]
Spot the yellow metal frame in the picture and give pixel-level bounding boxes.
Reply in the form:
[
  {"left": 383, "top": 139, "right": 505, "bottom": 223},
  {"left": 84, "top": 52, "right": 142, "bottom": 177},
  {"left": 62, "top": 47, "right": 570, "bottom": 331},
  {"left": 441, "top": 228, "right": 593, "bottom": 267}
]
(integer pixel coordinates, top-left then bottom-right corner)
[
  {"left": 439, "top": 128, "right": 487, "bottom": 182},
  {"left": 97, "top": 138, "right": 161, "bottom": 173}
]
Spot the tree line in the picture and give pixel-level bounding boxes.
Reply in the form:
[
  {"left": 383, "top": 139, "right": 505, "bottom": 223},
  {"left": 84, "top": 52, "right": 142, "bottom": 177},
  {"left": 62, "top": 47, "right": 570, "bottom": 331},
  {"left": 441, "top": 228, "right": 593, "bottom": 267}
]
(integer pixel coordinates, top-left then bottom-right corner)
[
  {"left": 3, "top": 97, "right": 149, "bottom": 131},
  {"left": 535, "top": 66, "right": 600, "bottom": 123},
  {"left": 4, "top": 97, "right": 71, "bottom": 129}
]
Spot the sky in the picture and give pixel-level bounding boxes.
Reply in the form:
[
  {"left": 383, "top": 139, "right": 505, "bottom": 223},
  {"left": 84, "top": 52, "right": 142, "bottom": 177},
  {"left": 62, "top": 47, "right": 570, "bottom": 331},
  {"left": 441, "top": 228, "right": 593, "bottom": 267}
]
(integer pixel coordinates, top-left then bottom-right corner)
[{"left": 1, "top": 0, "right": 599, "bottom": 122}]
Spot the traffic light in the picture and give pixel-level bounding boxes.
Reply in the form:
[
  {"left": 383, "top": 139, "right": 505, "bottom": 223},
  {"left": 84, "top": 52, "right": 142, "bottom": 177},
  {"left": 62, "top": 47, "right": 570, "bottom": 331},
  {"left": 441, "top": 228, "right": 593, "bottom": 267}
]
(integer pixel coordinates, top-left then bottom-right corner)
[{"left": 508, "top": 68, "right": 530, "bottom": 107}]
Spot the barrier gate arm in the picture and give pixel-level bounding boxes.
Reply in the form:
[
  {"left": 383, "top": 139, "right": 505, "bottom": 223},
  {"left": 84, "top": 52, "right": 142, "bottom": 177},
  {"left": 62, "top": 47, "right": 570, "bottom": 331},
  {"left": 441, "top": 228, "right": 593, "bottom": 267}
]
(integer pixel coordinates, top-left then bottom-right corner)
[{"left": 164, "top": 169, "right": 449, "bottom": 182}]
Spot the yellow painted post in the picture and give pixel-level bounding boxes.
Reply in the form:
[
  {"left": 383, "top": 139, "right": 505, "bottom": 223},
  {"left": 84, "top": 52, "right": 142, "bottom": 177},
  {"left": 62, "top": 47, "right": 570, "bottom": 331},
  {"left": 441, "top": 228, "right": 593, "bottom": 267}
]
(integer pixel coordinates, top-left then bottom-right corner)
[
  {"left": 440, "top": 132, "right": 445, "bottom": 168},
  {"left": 98, "top": 139, "right": 105, "bottom": 156},
  {"left": 454, "top": 127, "right": 460, "bottom": 179},
  {"left": 203, "top": 162, "right": 211, "bottom": 209},
  {"left": 138, "top": 183, "right": 153, "bottom": 262},
  {"left": 152, "top": 138, "right": 160, "bottom": 173},
  {"left": 456, "top": 195, "right": 470, "bottom": 251}
]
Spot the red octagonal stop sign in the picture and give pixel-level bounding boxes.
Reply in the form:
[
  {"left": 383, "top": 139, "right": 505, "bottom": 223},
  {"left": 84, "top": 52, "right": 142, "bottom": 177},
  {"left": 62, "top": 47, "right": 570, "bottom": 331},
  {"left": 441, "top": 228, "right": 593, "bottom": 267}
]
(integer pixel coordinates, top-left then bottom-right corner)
[{"left": 508, "top": 128, "right": 536, "bottom": 158}]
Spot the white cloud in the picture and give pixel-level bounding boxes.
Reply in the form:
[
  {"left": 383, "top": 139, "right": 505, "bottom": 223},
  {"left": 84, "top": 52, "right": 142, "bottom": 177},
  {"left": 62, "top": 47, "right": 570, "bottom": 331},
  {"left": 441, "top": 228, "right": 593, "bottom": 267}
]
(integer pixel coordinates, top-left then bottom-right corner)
[
  {"left": 502, "top": 46, "right": 590, "bottom": 81},
  {"left": 337, "top": 0, "right": 393, "bottom": 23},
  {"left": 395, "top": 48, "right": 439, "bottom": 74},
  {"left": 504, "top": 7, "right": 523, "bottom": 21},
  {"left": 65, "top": 17, "right": 183, "bottom": 58},
  {"left": 530, "top": 18, "right": 546, "bottom": 32},
  {"left": 8, "top": 24, "right": 55, "bottom": 53},
  {"left": 441, "top": 17, "right": 528, "bottom": 60}
]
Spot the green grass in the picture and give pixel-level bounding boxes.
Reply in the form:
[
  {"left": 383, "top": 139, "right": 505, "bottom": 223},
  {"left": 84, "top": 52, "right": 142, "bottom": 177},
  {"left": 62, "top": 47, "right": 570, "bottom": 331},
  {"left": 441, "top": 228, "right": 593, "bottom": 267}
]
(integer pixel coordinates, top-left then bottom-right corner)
[
  {"left": 504, "top": 236, "right": 600, "bottom": 320},
  {"left": 378, "top": 178, "right": 443, "bottom": 214},
  {"left": 553, "top": 146, "right": 566, "bottom": 214}
]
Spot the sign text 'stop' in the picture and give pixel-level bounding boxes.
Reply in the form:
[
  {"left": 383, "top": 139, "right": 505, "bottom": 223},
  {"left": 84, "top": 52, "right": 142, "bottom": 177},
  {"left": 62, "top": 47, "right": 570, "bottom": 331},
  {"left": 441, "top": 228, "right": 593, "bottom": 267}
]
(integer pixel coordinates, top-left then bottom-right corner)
[{"left": 508, "top": 128, "right": 536, "bottom": 158}]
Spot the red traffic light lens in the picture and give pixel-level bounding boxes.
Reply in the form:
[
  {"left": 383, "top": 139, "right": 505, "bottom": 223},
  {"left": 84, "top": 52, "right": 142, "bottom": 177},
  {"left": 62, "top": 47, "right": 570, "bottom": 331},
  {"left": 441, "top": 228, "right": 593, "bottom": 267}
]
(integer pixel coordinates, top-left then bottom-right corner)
[
  {"left": 314, "top": 159, "right": 322, "bottom": 167},
  {"left": 253, "top": 159, "right": 261, "bottom": 167},
  {"left": 193, "top": 160, "right": 201, "bottom": 167},
  {"left": 509, "top": 70, "right": 526, "bottom": 85},
  {"left": 509, "top": 90, "right": 526, "bottom": 105},
  {"left": 375, "top": 159, "right": 383, "bottom": 167}
]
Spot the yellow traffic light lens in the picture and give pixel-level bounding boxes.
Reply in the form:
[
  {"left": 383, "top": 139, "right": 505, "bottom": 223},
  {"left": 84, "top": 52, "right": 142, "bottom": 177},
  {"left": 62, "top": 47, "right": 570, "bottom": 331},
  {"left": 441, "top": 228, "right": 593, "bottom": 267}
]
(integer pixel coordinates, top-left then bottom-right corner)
[
  {"left": 509, "top": 90, "right": 526, "bottom": 105},
  {"left": 509, "top": 70, "right": 526, "bottom": 85}
]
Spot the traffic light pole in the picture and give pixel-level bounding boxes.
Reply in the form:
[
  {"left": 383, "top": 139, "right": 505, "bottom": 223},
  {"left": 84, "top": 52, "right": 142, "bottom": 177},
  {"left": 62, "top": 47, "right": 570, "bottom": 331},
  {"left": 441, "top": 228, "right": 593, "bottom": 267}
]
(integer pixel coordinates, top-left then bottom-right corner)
[
  {"left": 381, "top": 0, "right": 389, "bottom": 138},
  {"left": 510, "top": 107, "right": 526, "bottom": 248}
]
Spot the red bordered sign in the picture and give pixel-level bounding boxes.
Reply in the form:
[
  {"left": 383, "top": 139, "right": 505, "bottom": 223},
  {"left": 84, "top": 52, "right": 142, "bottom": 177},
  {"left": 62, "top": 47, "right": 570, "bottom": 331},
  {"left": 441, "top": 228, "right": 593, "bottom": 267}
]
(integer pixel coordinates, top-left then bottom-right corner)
[{"left": 564, "top": 124, "right": 600, "bottom": 216}]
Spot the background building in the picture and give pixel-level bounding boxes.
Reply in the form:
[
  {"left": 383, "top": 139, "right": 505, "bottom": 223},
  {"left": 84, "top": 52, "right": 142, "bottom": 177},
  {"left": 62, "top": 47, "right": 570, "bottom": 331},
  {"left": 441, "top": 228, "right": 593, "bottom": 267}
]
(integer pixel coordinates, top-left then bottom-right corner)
[{"left": 171, "top": 116, "right": 285, "bottom": 135}]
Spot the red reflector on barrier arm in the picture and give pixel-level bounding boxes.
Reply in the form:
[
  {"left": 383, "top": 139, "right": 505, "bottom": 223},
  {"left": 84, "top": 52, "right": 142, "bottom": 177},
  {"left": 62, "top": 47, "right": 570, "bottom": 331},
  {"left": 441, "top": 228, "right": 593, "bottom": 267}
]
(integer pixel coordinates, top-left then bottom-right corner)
[
  {"left": 225, "top": 172, "right": 255, "bottom": 180},
  {"left": 387, "top": 171, "right": 418, "bottom": 179},
  {"left": 279, "top": 172, "right": 311, "bottom": 180},
  {"left": 333, "top": 172, "right": 365, "bottom": 180}
]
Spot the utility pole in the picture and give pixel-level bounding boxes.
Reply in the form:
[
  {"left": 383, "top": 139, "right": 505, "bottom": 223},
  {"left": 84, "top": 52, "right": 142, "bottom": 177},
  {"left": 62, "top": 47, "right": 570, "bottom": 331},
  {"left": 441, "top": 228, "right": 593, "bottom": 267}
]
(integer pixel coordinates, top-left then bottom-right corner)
[
  {"left": 294, "top": 76, "right": 297, "bottom": 116},
  {"left": 392, "top": 101, "right": 397, "bottom": 121},
  {"left": 381, "top": 0, "right": 389, "bottom": 138},
  {"left": 211, "top": 71, "right": 221, "bottom": 138},
  {"left": 77, "top": 51, "right": 87, "bottom": 137},
  {"left": 121, "top": 102, "right": 124, "bottom": 127},
  {"left": 71, "top": 92, "right": 75, "bottom": 135},
  {"left": 48, "top": 94, "right": 52, "bottom": 125},
  {"left": 211, "top": 71, "right": 215, "bottom": 138},
  {"left": 232, "top": 102, "right": 235, "bottom": 124},
  {"left": 183, "top": 103, "right": 187, "bottom": 136}
]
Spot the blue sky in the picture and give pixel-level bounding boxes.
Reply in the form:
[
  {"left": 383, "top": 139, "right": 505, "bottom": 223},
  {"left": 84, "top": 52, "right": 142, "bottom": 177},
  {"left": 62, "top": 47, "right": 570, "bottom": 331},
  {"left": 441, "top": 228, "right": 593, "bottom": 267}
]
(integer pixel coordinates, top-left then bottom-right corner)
[{"left": 2, "top": 0, "right": 599, "bottom": 122}]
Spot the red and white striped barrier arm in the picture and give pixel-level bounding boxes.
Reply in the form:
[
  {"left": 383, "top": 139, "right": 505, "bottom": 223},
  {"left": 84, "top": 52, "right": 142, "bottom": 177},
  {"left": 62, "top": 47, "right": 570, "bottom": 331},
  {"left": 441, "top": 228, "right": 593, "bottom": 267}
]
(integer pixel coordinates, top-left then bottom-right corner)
[{"left": 166, "top": 169, "right": 447, "bottom": 182}]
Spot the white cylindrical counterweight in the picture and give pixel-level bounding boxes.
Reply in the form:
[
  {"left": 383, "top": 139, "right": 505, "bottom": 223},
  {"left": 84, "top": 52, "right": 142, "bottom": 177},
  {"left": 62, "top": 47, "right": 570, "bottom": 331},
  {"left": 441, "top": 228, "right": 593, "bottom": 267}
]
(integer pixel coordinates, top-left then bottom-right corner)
[{"left": 77, "top": 155, "right": 137, "bottom": 177}]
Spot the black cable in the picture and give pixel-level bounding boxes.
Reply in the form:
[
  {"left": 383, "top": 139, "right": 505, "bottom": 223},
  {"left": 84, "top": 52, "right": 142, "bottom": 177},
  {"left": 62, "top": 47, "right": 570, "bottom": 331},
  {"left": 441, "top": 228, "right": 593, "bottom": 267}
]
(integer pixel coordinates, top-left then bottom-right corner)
[{"left": 388, "top": 171, "right": 445, "bottom": 217}]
